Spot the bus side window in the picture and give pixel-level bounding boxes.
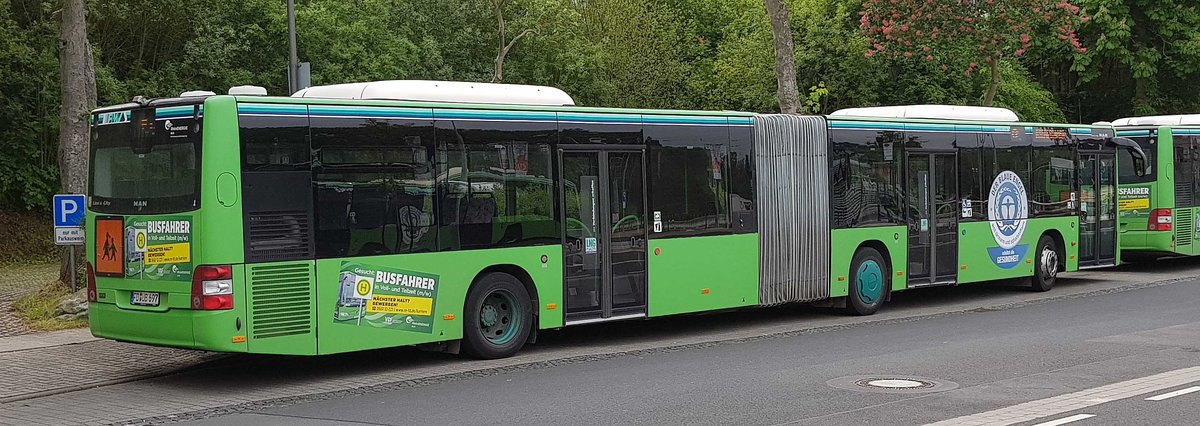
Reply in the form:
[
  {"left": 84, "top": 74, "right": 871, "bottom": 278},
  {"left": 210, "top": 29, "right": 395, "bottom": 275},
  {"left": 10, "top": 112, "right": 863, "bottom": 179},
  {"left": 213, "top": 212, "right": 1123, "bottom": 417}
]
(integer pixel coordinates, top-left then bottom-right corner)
[
  {"left": 311, "top": 116, "right": 437, "bottom": 258},
  {"left": 728, "top": 125, "right": 756, "bottom": 232},
  {"left": 645, "top": 124, "right": 730, "bottom": 236},
  {"left": 437, "top": 120, "right": 557, "bottom": 251}
]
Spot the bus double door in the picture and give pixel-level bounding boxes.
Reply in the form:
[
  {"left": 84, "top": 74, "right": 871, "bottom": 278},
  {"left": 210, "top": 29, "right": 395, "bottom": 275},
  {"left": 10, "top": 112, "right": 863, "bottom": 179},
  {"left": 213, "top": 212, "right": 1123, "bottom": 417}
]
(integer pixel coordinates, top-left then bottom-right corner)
[
  {"left": 907, "top": 152, "right": 959, "bottom": 285},
  {"left": 1079, "top": 152, "right": 1117, "bottom": 267},
  {"left": 559, "top": 148, "right": 648, "bottom": 324}
]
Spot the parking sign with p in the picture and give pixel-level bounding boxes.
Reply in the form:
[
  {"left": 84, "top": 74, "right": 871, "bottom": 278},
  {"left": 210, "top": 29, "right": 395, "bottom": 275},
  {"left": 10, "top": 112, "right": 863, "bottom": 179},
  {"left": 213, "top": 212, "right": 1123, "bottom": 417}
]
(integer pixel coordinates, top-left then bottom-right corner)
[
  {"left": 53, "top": 194, "right": 86, "bottom": 246},
  {"left": 54, "top": 194, "right": 86, "bottom": 227}
]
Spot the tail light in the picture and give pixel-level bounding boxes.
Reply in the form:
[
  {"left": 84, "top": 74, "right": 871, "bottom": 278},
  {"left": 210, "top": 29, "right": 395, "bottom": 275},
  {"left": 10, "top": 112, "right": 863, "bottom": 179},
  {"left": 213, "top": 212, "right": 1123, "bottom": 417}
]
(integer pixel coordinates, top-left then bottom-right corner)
[
  {"left": 86, "top": 261, "right": 97, "bottom": 302},
  {"left": 191, "top": 265, "right": 233, "bottom": 310},
  {"left": 1149, "top": 209, "right": 1173, "bottom": 231}
]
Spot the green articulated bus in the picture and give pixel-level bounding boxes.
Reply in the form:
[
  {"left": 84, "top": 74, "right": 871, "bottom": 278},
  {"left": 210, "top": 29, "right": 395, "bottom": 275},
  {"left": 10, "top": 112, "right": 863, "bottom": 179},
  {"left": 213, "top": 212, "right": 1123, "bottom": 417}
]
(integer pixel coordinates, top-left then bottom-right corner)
[
  {"left": 84, "top": 81, "right": 1146, "bottom": 359},
  {"left": 1111, "top": 115, "right": 1200, "bottom": 258}
]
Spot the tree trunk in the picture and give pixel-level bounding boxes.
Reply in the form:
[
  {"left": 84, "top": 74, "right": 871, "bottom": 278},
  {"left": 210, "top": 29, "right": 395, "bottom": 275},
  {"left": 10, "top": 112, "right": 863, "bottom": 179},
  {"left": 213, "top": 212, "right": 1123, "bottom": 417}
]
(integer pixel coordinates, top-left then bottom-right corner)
[
  {"left": 982, "top": 60, "right": 1002, "bottom": 107},
  {"left": 59, "top": 0, "right": 97, "bottom": 284},
  {"left": 1132, "top": 77, "right": 1152, "bottom": 114},
  {"left": 763, "top": 0, "right": 800, "bottom": 114},
  {"left": 491, "top": 0, "right": 506, "bottom": 83}
]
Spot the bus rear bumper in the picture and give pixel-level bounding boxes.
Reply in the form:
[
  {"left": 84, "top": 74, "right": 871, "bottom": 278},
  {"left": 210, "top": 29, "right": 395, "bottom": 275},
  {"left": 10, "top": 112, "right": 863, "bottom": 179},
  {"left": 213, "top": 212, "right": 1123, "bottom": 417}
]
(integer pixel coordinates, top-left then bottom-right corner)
[
  {"left": 89, "top": 302, "right": 248, "bottom": 353},
  {"left": 1119, "top": 230, "right": 1176, "bottom": 254}
]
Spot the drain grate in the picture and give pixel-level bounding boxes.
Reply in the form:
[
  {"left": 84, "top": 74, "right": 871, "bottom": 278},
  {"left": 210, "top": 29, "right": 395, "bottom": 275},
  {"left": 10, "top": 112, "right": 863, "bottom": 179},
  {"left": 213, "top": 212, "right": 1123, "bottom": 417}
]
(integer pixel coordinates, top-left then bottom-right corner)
[{"left": 827, "top": 375, "right": 958, "bottom": 394}]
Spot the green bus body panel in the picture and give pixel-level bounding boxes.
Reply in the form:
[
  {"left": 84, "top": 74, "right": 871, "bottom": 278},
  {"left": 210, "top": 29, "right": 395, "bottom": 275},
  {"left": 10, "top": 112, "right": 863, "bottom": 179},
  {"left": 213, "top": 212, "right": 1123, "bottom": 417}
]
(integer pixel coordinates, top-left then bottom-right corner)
[
  {"left": 196, "top": 96, "right": 246, "bottom": 264},
  {"left": 1119, "top": 127, "right": 1184, "bottom": 254},
  {"left": 646, "top": 234, "right": 758, "bottom": 317},
  {"left": 245, "top": 261, "right": 317, "bottom": 355},
  {"left": 955, "top": 216, "right": 1079, "bottom": 284},
  {"left": 314, "top": 245, "right": 562, "bottom": 355},
  {"left": 829, "top": 226, "right": 907, "bottom": 295}
]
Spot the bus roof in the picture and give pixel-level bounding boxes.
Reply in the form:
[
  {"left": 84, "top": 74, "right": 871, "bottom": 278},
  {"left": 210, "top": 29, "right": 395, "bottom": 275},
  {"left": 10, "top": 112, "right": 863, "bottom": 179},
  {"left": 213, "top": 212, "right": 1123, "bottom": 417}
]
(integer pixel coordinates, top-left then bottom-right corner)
[
  {"left": 1111, "top": 114, "right": 1200, "bottom": 127},
  {"left": 292, "top": 80, "right": 577, "bottom": 107},
  {"left": 830, "top": 105, "right": 1020, "bottom": 122}
]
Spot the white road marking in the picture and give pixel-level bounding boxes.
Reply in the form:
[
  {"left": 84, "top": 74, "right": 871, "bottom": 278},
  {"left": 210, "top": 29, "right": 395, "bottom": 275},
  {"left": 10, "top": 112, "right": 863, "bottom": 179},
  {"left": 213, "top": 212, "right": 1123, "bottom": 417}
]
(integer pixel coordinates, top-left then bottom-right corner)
[
  {"left": 1145, "top": 386, "right": 1200, "bottom": 401},
  {"left": 925, "top": 366, "right": 1200, "bottom": 426},
  {"left": 1032, "top": 414, "right": 1096, "bottom": 426}
]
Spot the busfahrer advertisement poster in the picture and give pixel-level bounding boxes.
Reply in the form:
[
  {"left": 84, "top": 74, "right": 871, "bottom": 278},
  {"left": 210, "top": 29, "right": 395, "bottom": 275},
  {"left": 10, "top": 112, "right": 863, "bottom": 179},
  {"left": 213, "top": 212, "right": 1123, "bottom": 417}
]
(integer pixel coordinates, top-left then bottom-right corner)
[
  {"left": 125, "top": 216, "right": 193, "bottom": 280},
  {"left": 334, "top": 261, "right": 440, "bottom": 333}
]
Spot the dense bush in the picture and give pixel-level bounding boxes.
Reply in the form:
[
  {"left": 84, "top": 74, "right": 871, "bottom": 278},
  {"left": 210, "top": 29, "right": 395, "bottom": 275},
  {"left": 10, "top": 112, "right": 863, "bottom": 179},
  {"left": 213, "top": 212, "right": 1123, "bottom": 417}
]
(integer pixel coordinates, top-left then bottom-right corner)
[{"left": 0, "top": 210, "right": 58, "bottom": 265}]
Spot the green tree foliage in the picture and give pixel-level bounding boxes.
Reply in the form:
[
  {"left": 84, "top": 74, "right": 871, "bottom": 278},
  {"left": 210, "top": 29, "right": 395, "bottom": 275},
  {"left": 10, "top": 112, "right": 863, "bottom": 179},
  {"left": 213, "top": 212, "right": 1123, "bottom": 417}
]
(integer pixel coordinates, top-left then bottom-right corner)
[
  {"left": 0, "top": 0, "right": 1173, "bottom": 212},
  {"left": 1070, "top": 0, "right": 1200, "bottom": 115},
  {"left": 0, "top": 0, "right": 60, "bottom": 210}
]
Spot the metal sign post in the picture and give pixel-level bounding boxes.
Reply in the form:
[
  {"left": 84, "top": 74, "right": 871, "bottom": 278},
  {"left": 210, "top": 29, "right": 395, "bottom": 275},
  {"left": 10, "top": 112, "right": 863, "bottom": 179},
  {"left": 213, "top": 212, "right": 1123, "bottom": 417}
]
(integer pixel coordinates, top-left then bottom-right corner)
[{"left": 53, "top": 194, "right": 86, "bottom": 291}]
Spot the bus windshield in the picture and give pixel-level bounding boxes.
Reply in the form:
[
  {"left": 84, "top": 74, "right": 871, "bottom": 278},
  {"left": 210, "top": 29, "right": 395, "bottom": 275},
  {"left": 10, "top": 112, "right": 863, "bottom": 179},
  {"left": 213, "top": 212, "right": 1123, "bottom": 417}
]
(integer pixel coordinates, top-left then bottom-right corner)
[
  {"left": 89, "top": 106, "right": 201, "bottom": 214},
  {"left": 1118, "top": 136, "right": 1155, "bottom": 184}
]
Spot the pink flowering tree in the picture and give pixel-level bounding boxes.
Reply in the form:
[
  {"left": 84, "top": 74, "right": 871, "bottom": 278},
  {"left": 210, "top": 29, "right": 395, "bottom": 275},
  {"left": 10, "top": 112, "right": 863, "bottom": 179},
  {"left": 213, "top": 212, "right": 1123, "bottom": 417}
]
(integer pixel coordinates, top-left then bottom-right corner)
[{"left": 859, "top": 0, "right": 1087, "bottom": 106}]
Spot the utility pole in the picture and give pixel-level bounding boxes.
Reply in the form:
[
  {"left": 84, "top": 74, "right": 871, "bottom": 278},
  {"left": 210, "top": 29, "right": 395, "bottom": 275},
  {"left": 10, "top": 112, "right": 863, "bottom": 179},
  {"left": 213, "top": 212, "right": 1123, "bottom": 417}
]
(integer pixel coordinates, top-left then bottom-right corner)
[{"left": 287, "top": 0, "right": 299, "bottom": 94}]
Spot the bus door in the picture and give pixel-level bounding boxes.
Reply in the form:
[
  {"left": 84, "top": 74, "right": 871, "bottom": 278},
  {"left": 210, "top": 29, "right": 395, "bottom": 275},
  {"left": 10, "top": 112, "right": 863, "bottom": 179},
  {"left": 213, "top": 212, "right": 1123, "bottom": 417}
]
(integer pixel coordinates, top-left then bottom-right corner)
[
  {"left": 906, "top": 152, "right": 959, "bottom": 285},
  {"left": 1079, "top": 152, "right": 1117, "bottom": 267},
  {"left": 559, "top": 148, "right": 648, "bottom": 324}
]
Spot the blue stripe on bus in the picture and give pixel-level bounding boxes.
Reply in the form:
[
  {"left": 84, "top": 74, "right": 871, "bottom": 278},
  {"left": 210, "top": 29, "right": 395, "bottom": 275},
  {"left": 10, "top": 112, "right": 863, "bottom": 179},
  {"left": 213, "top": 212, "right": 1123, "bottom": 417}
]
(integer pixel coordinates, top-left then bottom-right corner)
[
  {"left": 1069, "top": 129, "right": 1091, "bottom": 135},
  {"left": 309, "top": 105, "right": 433, "bottom": 119},
  {"left": 643, "top": 115, "right": 724, "bottom": 125},
  {"left": 155, "top": 106, "right": 196, "bottom": 118},
  {"left": 1117, "top": 130, "right": 1151, "bottom": 137},
  {"left": 238, "top": 103, "right": 308, "bottom": 115},
  {"left": 434, "top": 109, "right": 556, "bottom": 121},
  {"left": 237, "top": 102, "right": 747, "bottom": 126},
  {"left": 557, "top": 112, "right": 641, "bottom": 124},
  {"left": 1173, "top": 129, "right": 1200, "bottom": 135},
  {"left": 829, "top": 121, "right": 905, "bottom": 131}
]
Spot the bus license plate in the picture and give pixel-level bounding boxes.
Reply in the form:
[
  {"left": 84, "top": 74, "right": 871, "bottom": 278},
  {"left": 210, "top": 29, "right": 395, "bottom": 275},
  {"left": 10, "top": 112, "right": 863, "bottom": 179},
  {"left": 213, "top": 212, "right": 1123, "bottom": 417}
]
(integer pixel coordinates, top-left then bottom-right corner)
[{"left": 130, "top": 291, "right": 160, "bottom": 306}]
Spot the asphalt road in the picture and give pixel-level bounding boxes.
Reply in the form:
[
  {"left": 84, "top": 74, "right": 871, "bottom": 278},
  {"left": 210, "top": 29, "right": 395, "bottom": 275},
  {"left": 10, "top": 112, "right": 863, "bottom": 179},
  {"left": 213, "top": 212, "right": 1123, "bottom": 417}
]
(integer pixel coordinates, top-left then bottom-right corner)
[{"left": 185, "top": 263, "right": 1200, "bottom": 426}]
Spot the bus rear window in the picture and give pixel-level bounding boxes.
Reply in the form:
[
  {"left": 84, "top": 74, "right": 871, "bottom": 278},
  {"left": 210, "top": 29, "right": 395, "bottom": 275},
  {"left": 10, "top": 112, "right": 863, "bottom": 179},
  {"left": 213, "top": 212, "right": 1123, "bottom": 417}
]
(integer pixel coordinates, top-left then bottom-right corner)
[
  {"left": 1117, "top": 136, "right": 1155, "bottom": 184},
  {"left": 89, "top": 106, "right": 201, "bottom": 214}
]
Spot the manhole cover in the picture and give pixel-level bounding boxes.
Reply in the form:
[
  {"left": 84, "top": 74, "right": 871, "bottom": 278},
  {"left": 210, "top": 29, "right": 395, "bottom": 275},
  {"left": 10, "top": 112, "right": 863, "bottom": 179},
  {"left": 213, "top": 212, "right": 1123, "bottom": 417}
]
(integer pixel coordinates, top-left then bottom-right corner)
[
  {"left": 827, "top": 375, "right": 958, "bottom": 394},
  {"left": 860, "top": 378, "right": 931, "bottom": 389}
]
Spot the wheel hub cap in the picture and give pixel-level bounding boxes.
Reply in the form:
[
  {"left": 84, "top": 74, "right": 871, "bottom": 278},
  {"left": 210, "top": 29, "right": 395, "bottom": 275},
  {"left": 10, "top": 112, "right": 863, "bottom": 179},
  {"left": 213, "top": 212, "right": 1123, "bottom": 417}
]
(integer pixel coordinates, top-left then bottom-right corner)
[
  {"left": 481, "top": 305, "right": 498, "bottom": 328},
  {"left": 857, "top": 260, "right": 883, "bottom": 304},
  {"left": 1041, "top": 248, "right": 1058, "bottom": 280},
  {"left": 480, "top": 290, "right": 519, "bottom": 345}
]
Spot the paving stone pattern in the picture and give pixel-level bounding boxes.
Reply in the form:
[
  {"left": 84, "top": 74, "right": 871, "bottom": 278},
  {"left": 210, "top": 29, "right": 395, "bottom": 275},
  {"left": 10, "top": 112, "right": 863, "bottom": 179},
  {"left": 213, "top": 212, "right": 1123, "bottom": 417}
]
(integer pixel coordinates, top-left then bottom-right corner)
[
  {"left": 0, "top": 263, "right": 58, "bottom": 338},
  {"left": 0, "top": 340, "right": 222, "bottom": 403}
]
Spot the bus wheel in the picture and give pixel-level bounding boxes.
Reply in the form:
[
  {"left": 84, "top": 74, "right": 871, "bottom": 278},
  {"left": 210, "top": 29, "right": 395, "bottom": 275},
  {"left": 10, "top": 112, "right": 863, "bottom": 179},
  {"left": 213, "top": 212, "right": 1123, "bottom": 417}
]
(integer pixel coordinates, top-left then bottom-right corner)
[
  {"left": 463, "top": 272, "right": 533, "bottom": 359},
  {"left": 846, "top": 247, "right": 888, "bottom": 316},
  {"left": 1030, "top": 235, "right": 1058, "bottom": 292}
]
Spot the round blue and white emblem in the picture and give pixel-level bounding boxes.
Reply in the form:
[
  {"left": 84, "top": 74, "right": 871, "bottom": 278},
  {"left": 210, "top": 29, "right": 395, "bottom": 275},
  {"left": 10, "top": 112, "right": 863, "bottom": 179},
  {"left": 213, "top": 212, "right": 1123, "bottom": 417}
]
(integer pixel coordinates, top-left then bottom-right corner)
[{"left": 988, "top": 170, "right": 1027, "bottom": 250}]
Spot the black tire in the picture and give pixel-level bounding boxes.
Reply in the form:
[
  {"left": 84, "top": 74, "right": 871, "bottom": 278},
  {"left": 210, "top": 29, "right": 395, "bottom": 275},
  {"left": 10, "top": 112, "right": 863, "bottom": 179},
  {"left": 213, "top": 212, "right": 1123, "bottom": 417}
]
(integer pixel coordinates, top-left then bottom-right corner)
[
  {"left": 1030, "top": 234, "right": 1059, "bottom": 292},
  {"left": 846, "top": 247, "right": 889, "bottom": 316},
  {"left": 462, "top": 272, "right": 533, "bottom": 359}
]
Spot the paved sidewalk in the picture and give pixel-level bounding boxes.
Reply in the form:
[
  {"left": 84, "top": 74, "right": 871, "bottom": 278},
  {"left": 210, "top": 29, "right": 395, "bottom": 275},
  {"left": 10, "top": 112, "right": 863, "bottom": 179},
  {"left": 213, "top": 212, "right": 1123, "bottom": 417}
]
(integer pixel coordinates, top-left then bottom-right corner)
[
  {"left": 0, "top": 329, "right": 222, "bottom": 404},
  {"left": 0, "top": 263, "right": 57, "bottom": 338}
]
